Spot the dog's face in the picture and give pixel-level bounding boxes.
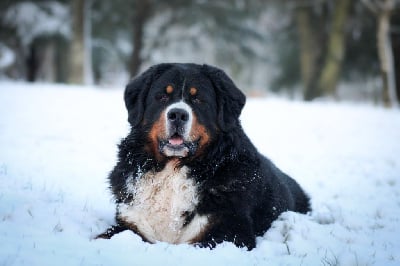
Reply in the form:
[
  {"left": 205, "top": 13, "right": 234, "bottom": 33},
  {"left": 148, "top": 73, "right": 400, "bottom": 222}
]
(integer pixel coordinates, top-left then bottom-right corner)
[{"left": 124, "top": 63, "right": 246, "bottom": 161}]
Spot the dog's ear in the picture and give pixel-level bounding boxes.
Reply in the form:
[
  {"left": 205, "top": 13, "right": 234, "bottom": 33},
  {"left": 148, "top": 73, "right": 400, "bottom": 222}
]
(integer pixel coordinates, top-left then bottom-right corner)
[
  {"left": 202, "top": 64, "right": 246, "bottom": 132},
  {"left": 124, "top": 64, "right": 173, "bottom": 127}
]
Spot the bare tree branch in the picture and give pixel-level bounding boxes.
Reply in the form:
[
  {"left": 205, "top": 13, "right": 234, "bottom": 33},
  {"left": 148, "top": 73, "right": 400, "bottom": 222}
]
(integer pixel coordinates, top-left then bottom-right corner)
[{"left": 361, "top": 0, "right": 378, "bottom": 15}]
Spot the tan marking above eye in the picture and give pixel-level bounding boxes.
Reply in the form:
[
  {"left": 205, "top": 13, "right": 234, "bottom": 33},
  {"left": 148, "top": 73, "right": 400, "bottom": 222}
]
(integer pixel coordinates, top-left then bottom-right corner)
[
  {"left": 166, "top": 85, "right": 174, "bottom": 94},
  {"left": 190, "top": 87, "right": 197, "bottom": 96}
]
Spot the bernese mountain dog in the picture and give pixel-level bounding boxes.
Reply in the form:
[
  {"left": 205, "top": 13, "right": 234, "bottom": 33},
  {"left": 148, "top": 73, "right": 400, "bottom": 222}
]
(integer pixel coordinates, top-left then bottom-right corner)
[{"left": 96, "top": 63, "right": 310, "bottom": 250}]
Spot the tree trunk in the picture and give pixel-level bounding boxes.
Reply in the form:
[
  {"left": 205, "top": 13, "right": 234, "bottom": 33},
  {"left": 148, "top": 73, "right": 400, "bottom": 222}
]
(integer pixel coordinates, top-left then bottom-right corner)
[
  {"left": 84, "top": 0, "right": 93, "bottom": 85},
  {"left": 392, "top": 30, "right": 400, "bottom": 102},
  {"left": 376, "top": 0, "right": 397, "bottom": 107},
  {"left": 26, "top": 42, "right": 38, "bottom": 82},
  {"left": 68, "top": 0, "right": 86, "bottom": 84},
  {"left": 296, "top": 6, "right": 318, "bottom": 100},
  {"left": 315, "top": 0, "right": 351, "bottom": 99},
  {"left": 130, "top": 0, "right": 151, "bottom": 78},
  {"left": 39, "top": 40, "right": 56, "bottom": 82}
]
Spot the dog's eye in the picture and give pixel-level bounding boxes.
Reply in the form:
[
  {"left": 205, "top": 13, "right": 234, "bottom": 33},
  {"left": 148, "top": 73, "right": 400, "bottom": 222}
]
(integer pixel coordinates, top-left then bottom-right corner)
[
  {"left": 156, "top": 94, "right": 169, "bottom": 103},
  {"left": 191, "top": 97, "right": 202, "bottom": 104}
]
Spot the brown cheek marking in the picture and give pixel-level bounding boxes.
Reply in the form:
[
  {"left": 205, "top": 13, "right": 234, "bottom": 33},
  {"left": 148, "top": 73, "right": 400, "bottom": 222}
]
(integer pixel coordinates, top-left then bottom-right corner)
[
  {"left": 190, "top": 87, "right": 197, "bottom": 96},
  {"left": 166, "top": 85, "right": 174, "bottom": 94},
  {"left": 148, "top": 111, "right": 166, "bottom": 159},
  {"left": 190, "top": 114, "right": 210, "bottom": 154}
]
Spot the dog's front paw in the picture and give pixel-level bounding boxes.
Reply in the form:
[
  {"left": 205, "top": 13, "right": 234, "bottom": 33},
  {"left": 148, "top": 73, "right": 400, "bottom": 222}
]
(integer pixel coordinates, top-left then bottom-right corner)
[{"left": 95, "top": 224, "right": 128, "bottom": 239}]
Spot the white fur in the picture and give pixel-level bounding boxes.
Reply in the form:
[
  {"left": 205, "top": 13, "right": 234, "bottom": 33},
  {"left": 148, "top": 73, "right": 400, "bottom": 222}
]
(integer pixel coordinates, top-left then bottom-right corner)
[
  {"left": 162, "top": 146, "right": 189, "bottom": 158},
  {"left": 118, "top": 162, "right": 209, "bottom": 244},
  {"left": 165, "top": 101, "right": 193, "bottom": 140}
]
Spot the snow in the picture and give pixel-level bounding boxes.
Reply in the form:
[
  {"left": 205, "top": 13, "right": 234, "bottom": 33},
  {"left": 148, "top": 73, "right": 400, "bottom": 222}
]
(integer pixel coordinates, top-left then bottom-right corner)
[
  {"left": 0, "top": 44, "right": 15, "bottom": 70},
  {"left": 1, "top": 81, "right": 399, "bottom": 265}
]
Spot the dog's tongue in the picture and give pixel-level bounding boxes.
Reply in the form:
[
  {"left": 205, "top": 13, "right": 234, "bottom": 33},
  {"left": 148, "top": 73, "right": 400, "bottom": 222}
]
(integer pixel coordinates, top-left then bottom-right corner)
[{"left": 169, "top": 135, "right": 184, "bottom": 146}]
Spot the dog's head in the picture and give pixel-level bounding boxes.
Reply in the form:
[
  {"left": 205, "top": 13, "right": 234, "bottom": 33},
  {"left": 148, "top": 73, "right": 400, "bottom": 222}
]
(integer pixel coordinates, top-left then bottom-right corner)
[{"left": 124, "top": 63, "right": 245, "bottom": 160}]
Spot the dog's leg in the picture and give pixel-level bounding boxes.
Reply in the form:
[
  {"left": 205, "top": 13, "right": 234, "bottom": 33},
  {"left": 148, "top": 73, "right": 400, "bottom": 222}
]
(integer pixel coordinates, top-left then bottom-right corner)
[
  {"left": 95, "top": 223, "right": 128, "bottom": 239},
  {"left": 196, "top": 215, "right": 257, "bottom": 250}
]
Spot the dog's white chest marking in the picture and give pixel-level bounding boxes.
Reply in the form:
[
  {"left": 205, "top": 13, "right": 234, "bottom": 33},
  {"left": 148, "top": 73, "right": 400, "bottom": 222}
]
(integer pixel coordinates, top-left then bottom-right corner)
[{"left": 118, "top": 162, "right": 208, "bottom": 244}]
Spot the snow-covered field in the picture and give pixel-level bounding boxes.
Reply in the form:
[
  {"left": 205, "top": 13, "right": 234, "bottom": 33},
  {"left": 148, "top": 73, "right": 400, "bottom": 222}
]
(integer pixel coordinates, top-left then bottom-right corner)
[{"left": 1, "top": 81, "right": 399, "bottom": 266}]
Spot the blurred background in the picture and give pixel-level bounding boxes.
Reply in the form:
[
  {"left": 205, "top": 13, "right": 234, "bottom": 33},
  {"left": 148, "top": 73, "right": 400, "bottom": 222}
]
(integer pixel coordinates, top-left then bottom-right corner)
[{"left": 0, "top": 0, "right": 399, "bottom": 106}]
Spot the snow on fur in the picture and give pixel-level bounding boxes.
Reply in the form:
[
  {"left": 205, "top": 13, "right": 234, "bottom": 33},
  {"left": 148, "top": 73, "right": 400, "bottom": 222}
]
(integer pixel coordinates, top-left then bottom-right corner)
[{"left": 0, "top": 82, "right": 399, "bottom": 265}]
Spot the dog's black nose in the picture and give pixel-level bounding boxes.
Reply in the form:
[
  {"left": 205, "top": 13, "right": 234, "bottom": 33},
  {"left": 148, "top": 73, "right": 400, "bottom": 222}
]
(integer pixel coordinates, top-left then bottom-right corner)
[{"left": 167, "top": 108, "right": 189, "bottom": 124}]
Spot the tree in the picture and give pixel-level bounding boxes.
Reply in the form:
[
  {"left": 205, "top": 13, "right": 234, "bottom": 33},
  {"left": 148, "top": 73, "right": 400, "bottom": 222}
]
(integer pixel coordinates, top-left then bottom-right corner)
[
  {"left": 362, "top": 0, "right": 399, "bottom": 107},
  {"left": 296, "top": 4, "right": 318, "bottom": 99},
  {"left": 274, "top": 0, "right": 353, "bottom": 100},
  {"left": 92, "top": 0, "right": 170, "bottom": 78},
  {"left": 68, "top": 0, "right": 92, "bottom": 84},
  {"left": 92, "top": 0, "right": 265, "bottom": 81},
  {"left": 130, "top": 0, "right": 152, "bottom": 77},
  {"left": 294, "top": 0, "right": 351, "bottom": 100},
  {"left": 0, "top": 1, "right": 70, "bottom": 82},
  {"left": 315, "top": 0, "right": 351, "bottom": 99},
  {"left": 274, "top": 0, "right": 393, "bottom": 102},
  {"left": 392, "top": 12, "right": 400, "bottom": 102}
]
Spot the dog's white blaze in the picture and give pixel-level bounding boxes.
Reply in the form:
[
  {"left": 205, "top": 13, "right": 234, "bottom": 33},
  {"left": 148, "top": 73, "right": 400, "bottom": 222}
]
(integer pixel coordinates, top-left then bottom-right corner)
[
  {"left": 165, "top": 101, "right": 193, "bottom": 140},
  {"left": 118, "top": 162, "right": 208, "bottom": 244}
]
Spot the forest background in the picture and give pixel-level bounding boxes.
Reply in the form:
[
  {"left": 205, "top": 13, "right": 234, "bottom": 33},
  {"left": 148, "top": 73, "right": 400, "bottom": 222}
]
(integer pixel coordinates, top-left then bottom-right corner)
[{"left": 1, "top": 0, "right": 400, "bottom": 107}]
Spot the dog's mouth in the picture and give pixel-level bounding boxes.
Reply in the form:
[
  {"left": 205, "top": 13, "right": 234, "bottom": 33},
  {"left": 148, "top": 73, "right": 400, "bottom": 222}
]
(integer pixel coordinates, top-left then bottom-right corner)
[
  {"left": 168, "top": 133, "right": 184, "bottom": 146},
  {"left": 159, "top": 133, "right": 199, "bottom": 158}
]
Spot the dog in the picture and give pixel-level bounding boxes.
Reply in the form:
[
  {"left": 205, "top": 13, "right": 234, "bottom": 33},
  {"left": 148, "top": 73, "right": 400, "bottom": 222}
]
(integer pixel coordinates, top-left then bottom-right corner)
[{"left": 96, "top": 63, "right": 310, "bottom": 250}]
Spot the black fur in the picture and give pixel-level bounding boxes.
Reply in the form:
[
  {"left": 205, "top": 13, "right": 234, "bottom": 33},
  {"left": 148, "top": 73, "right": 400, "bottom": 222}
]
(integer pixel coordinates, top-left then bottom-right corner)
[{"left": 98, "top": 63, "right": 311, "bottom": 250}]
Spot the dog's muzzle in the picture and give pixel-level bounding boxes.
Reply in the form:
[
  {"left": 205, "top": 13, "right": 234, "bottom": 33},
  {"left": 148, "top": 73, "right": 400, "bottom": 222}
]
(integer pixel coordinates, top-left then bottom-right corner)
[{"left": 159, "top": 102, "right": 197, "bottom": 158}]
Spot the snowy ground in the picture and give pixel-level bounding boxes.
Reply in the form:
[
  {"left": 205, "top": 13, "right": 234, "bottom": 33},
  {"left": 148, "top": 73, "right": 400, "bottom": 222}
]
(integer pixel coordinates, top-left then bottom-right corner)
[{"left": 0, "top": 81, "right": 399, "bottom": 266}]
